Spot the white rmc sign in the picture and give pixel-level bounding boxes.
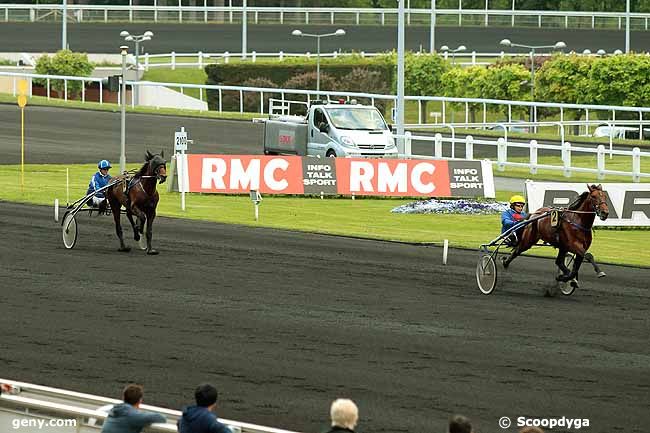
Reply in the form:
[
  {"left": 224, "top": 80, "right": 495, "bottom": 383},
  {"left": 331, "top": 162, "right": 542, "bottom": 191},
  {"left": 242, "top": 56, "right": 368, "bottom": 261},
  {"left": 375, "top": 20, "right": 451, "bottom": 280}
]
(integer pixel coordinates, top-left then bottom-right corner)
[{"left": 525, "top": 181, "right": 650, "bottom": 227}]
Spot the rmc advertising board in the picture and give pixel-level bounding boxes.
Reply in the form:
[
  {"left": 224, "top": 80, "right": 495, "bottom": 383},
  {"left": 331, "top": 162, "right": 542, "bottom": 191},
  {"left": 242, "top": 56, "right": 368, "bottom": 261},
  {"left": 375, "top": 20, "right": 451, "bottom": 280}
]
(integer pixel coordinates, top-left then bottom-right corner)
[
  {"left": 525, "top": 181, "right": 650, "bottom": 227},
  {"left": 177, "top": 155, "right": 495, "bottom": 198}
]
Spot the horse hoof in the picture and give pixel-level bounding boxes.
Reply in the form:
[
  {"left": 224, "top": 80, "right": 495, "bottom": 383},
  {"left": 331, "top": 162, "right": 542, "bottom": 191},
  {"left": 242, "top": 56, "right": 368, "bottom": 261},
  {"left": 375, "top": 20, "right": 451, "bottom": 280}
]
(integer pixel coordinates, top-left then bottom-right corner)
[
  {"left": 570, "top": 279, "right": 579, "bottom": 289},
  {"left": 500, "top": 257, "right": 509, "bottom": 269},
  {"left": 597, "top": 271, "right": 607, "bottom": 278},
  {"left": 118, "top": 247, "right": 131, "bottom": 252},
  {"left": 146, "top": 249, "right": 159, "bottom": 255}
]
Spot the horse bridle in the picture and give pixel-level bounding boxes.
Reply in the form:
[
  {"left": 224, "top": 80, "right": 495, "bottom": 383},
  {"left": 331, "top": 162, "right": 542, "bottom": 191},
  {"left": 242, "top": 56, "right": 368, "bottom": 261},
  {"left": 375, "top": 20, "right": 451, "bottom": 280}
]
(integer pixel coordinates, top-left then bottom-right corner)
[{"left": 588, "top": 192, "right": 608, "bottom": 219}]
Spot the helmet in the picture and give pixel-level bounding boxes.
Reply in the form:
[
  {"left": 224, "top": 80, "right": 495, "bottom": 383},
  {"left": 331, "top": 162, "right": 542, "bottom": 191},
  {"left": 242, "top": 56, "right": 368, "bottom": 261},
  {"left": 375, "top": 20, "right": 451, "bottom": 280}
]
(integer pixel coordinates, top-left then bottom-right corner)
[
  {"left": 98, "top": 160, "right": 112, "bottom": 170},
  {"left": 509, "top": 194, "right": 526, "bottom": 205}
]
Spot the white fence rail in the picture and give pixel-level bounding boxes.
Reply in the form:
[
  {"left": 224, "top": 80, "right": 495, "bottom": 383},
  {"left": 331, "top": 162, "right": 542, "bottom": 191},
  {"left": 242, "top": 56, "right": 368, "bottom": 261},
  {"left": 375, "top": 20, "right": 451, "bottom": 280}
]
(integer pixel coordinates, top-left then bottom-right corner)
[
  {"left": 140, "top": 50, "right": 538, "bottom": 70},
  {"left": 5, "top": 70, "right": 650, "bottom": 126},
  {"left": 401, "top": 132, "right": 649, "bottom": 182},
  {"left": 2, "top": 4, "right": 650, "bottom": 29}
]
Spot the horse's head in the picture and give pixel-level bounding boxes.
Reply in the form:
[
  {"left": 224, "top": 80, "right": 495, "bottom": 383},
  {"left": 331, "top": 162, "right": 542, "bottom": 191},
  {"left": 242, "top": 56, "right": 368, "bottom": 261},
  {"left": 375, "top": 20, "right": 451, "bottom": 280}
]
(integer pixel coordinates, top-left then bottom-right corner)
[
  {"left": 145, "top": 151, "right": 167, "bottom": 184},
  {"left": 588, "top": 184, "right": 609, "bottom": 220}
]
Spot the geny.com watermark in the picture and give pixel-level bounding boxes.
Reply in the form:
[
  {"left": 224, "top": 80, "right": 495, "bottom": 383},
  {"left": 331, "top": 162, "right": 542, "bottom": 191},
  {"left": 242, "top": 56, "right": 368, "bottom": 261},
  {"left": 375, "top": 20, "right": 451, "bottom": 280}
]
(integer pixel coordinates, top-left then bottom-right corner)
[
  {"left": 499, "top": 416, "right": 590, "bottom": 430},
  {"left": 12, "top": 418, "right": 77, "bottom": 430}
]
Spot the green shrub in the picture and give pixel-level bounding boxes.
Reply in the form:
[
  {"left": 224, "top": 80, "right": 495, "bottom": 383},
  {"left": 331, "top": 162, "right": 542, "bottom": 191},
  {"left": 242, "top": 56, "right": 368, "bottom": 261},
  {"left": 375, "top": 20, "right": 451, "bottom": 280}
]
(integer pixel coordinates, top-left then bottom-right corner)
[{"left": 34, "top": 50, "right": 94, "bottom": 97}]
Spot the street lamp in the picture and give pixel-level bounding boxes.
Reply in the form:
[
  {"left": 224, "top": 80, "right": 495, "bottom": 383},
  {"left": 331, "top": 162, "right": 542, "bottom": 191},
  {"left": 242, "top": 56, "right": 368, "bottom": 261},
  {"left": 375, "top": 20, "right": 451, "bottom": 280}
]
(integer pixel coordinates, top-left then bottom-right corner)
[
  {"left": 440, "top": 44, "right": 467, "bottom": 66},
  {"left": 120, "top": 30, "right": 154, "bottom": 105},
  {"left": 291, "top": 28, "right": 346, "bottom": 94},
  {"left": 500, "top": 38, "right": 566, "bottom": 123},
  {"left": 120, "top": 45, "right": 128, "bottom": 174}
]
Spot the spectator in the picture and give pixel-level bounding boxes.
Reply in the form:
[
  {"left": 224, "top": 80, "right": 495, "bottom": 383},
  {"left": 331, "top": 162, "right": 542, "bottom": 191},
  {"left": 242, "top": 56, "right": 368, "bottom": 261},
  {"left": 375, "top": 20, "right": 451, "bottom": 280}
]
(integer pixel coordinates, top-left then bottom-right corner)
[
  {"left": 0, "top": 383, "right": 13, "bottom": 394},
  {"left": 178, "top": 383, "right": 231, "bottom": 433},
  {"left": 519, "top": 427, "right": 544, "bottom": 433},
  {"left": 449, "top": 414, "right": 473, "bottom": 433},
  {"left": 327, "top": 398, "right": 358, "bottom": 433},
  {"left": 100, "top": 384, "right": 166, "bottom": 433}
]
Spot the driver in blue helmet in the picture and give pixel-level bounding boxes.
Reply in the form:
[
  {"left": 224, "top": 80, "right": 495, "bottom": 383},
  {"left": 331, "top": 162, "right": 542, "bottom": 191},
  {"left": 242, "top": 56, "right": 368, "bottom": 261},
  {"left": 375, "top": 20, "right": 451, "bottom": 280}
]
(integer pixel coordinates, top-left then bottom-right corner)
[{"left": 87, "top": 159, "right": 113, "bottom": 211}]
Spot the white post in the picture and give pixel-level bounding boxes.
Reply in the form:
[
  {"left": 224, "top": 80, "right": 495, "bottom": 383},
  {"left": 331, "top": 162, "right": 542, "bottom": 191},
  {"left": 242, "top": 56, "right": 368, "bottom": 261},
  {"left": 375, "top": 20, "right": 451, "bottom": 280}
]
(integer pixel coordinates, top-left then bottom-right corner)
[
  {"left": 171, "top": 51, "right": 176, "bottom": 70},
  {"left": 198, "top": 51, "right": 203, "bottom": 69},
  {"left": 626, "top": 0, "right": 630, "bottom": 53},
  {"left": 465, "top": 135, "right": 473, "bottom": 160},
  {"left": 255, "top": 202, "right": 259, "bottom": 220},
  {"left": 529, "top": 139, "right": 538, "bottom": 174},
  {"left": 497, "top": 137, "right": 506, "bottom": 171},
  {"left": 62, "top": 0, "right": 67, "bottom": 49},
  {"left": 54, "top": 199, "right": 59, "bottom": 222},
  {"left": 434, "top": 133, "right": 443, "bottom": 157},
  {"left": 181, "top": 148, "right": 186, "bottom": 211},
  {"left": 632, "top": 147, "right": 641, "bottom": 182},
  {"left": 404, "top": 131, "right": 412, "bottom": 157},
  {"left": 396, "top": 0, "right": 406, "bottom": 152},
  {"left": 430, "top": 0, "right": 436, "bottom": 53},
  {"left": 562, "top": 141, "right": 571, "bottom": 177},
  {"left": 443, "top": 239, "right": 448, "bottom": 265},
  {"left": 597, "top": 144, "right": 605, "bottom": 180},
  {"left": 66, "top": 167, "right": 70, "bottom": 204},
  {"left": 242, "top": 0, "right": 247, "bottom": 59}
]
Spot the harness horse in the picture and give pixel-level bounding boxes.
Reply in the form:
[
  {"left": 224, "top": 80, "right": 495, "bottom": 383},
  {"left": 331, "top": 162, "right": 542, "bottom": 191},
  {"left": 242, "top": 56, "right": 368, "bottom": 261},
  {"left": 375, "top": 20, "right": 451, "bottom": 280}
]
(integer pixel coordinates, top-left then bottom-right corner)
[
  {"left": 477, "top": 184, "right": 609, "bottom": 296},
  {"left": 59, "top": 152, "right": 167, "bottom": 253},
  {"left": 106, "top": 151, "right": 167, "bottom": 255}
]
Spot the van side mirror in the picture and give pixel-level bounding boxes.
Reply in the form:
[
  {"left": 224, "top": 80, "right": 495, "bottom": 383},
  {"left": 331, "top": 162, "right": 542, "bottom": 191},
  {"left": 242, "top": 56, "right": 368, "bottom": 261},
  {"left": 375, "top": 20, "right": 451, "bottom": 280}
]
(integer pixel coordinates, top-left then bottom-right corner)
[
  {"left": 387, "top": 124, "right": 393, "bottom": 132},
  {"left": 318, "top": 122, "right": 329, "bottom": 133}
]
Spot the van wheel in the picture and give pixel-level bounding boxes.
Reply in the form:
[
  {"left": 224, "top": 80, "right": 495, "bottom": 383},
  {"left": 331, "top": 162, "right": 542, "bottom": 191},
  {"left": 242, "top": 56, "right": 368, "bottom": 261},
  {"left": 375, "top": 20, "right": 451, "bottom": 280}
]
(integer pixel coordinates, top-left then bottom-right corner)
[{"left": 326, "top": 150, "right": 337, "bottom": 158}]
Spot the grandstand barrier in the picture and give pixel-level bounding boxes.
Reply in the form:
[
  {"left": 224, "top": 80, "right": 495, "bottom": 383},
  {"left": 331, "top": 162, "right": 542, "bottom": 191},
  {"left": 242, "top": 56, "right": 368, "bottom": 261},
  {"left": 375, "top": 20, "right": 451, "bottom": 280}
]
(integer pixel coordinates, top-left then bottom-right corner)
[{"left": 0, "top": 378, "right": 299, "bottom": 433}]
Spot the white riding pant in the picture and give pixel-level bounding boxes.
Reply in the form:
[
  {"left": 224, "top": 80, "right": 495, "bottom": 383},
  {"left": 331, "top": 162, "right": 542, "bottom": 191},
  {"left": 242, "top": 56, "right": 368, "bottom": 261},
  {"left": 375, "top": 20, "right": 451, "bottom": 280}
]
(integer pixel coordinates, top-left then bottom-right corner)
[{"left": 91, "top": 196, "right": 106, "bottom": 207}]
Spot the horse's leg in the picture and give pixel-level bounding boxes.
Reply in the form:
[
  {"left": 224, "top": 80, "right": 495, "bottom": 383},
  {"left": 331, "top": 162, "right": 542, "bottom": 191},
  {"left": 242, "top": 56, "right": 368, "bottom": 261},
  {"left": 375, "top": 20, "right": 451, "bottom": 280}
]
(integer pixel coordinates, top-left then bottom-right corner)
[
  {"left": 125, "top": 210, "right": 140, "bottom": 241},
  {"left": 585, "top": 252, "right": 606, "bottom": 278},
  {"left": 555, "top": 247, "right": 570, "bottom": 279},
  {"left": 145, "top": 208, "right": 158, "bottom": 255},
  {"left": 108, "top": 194, "right": 130, "bottom": 252}
]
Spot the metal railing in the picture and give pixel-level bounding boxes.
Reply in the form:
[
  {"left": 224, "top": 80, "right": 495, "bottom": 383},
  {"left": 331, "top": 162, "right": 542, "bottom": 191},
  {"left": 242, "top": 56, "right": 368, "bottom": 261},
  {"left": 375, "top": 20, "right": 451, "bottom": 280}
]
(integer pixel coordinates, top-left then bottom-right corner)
[
  {"left": 2, "top": 4, "right": 650, "bottom": 30},
  {"left": 400, "top": 132, "right": 649, "bottom": 182},
  {"left": 5, "top": 70, "right": 650, "bottom": 124},
  {"left": 139, "top": 50, "right": 526, "bottom": 70},
  {"left": 0, "top": 378, "right": 298, "bottom": 433}
]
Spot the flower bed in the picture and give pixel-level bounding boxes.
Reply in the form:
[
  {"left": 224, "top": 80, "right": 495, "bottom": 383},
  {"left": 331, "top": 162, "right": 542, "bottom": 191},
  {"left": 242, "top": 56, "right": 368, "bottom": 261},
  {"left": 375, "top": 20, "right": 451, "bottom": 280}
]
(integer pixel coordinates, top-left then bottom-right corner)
[{"left": 392, "top": 199, "right": 508, "bottom": 215}]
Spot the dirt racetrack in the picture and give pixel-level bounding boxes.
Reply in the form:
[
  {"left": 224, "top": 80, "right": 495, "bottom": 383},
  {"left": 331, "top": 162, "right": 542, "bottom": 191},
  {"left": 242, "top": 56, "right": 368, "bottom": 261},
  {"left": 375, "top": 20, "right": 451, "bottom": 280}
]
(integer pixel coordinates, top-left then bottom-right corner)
[{"left": 0, "top": 201, "right": 648, "bottom": 433}]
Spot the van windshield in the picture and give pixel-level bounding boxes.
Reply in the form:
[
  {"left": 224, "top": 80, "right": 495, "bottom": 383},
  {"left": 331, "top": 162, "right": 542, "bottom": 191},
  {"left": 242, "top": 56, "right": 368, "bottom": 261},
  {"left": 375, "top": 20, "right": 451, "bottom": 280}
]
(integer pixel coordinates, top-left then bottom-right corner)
[{"left": 325, "top": 107, "right": 387, "bottom": 130}]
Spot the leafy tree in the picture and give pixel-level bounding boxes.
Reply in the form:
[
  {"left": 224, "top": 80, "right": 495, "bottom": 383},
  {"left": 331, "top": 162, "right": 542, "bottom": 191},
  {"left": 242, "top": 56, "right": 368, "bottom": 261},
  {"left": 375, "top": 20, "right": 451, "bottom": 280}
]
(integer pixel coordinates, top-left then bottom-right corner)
[
  {"left": 482, "top": 63, "right": 530, "bottom": 117},
  {"left": 440, "top": 65, "right": 487, "bottom": 122},
  {"left": 402, "top": 52, "right": 450, "bottom": 116},
  {"left": 34, "top": 50, "right": 94, "bottom": 97},
  {"left": 535, "top": 53, "right": 594, "bottom": 126},
  {"left": 586, "top": 54, "right": 650, "bottom": 117}
]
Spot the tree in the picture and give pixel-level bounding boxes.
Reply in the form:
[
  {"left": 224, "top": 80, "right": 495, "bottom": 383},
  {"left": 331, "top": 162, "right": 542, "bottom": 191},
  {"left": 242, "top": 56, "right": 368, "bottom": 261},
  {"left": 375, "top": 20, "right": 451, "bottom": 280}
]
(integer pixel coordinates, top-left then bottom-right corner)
[
  {"left": 440, "top": 66, "right": 487, "bottom": 122},
  {"left": 34, "top": 50, "right": 94, "bottom": 97},
  {"left": 482, "top": 64, "right": 530, "bottom": 117}
]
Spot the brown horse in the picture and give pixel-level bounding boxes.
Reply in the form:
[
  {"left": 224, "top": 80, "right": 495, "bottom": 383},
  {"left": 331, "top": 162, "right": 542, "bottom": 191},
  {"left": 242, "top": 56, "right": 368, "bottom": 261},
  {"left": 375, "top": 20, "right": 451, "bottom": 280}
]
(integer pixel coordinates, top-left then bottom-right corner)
[
  {"left": 106, "top": 151, "right": 167, "bottom": 254},
  {"left": 502, "top": 184, "right": 609, "bottom": 284}
]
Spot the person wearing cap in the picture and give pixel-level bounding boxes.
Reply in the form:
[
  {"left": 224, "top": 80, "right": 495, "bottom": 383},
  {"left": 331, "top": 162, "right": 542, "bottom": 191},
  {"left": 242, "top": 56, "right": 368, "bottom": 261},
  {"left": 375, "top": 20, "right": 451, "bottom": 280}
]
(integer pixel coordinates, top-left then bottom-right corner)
[
  {"left": 87, "top": 159, "right": 113, "bottom": 212},
  {"left": 501, "top": 194, "right": 528, "bottom": 246},
  {"left": 178, "top": 384, "right": 231, "bottom": 433}
]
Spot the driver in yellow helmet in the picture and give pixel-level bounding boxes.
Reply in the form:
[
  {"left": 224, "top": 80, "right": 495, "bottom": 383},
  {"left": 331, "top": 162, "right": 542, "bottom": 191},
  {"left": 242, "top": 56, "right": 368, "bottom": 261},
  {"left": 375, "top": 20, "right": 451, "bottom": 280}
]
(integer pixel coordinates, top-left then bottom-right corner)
[{"left": 501, "top": 194, "right": 528, "bottom": 246}]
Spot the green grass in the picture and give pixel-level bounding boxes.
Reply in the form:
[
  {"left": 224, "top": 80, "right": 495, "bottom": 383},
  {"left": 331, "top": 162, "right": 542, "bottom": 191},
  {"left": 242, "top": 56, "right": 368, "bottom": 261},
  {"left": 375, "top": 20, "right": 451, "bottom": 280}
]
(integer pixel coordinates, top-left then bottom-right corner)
[{"left": 2, "top": 163, "right": 649, "bottom": 267}]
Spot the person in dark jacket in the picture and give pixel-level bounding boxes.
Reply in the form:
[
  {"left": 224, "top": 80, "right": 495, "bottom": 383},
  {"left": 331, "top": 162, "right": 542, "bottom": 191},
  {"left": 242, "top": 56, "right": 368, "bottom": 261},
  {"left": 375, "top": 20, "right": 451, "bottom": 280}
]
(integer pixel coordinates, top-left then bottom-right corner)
[
  {"left": 178, "top": 384, "right": 232, "bottom": 433},
  {"left": 100, "top": 384, "right": 166, "bottom": 433},
  {"left": 326, "top": 399, "right": 358, "bottom": 433}
]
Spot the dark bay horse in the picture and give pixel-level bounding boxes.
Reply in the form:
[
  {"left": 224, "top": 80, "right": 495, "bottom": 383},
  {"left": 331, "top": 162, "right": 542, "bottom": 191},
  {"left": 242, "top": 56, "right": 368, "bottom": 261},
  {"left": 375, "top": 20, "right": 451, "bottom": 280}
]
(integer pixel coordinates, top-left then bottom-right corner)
[
  {"left": 502, "top": 184, "right": 609, "bottom": 284},
  {"left": 106, "top": 151, "right": 167, "bottom": 254}
]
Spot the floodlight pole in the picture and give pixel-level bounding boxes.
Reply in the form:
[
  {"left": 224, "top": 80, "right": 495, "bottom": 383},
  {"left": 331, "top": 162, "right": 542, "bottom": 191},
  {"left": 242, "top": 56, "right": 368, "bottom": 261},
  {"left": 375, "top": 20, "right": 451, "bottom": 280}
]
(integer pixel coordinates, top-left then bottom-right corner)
[
  {"left": 396, "top": 0, "right": 405, "bottom": 151},
  {"left": 62, "top": 0, "right": 67, "bottom": 49},
  {"left": 120, "top": 46, "right": 128, "bottom": 173}
]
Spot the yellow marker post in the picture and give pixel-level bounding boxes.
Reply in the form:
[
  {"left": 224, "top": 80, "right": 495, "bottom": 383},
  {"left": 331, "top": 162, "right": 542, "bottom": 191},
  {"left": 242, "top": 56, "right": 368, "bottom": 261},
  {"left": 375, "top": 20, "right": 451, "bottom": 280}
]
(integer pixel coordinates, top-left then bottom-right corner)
[{"left": 17, "top": 80, "right": 28, "bottom": 192}]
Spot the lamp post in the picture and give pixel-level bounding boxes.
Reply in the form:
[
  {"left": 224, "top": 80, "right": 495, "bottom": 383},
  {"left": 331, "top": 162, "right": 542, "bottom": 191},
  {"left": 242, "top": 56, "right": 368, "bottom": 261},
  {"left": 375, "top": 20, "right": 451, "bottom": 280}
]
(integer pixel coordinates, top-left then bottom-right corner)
[
  {"left": 291, "top": 28, "right": 346, "bottom": 94},
  {"left": 120, "top": 45, "right": 128, "bottom": 174},
  {"left": 500, "top": 38, "right": 566, "bottom": 122},
  {"left": 440, "top": 45, "right": 466, "bottom": 123},
  {"left": 120, "top": 30, "right": 154, "bottom": 106}
]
